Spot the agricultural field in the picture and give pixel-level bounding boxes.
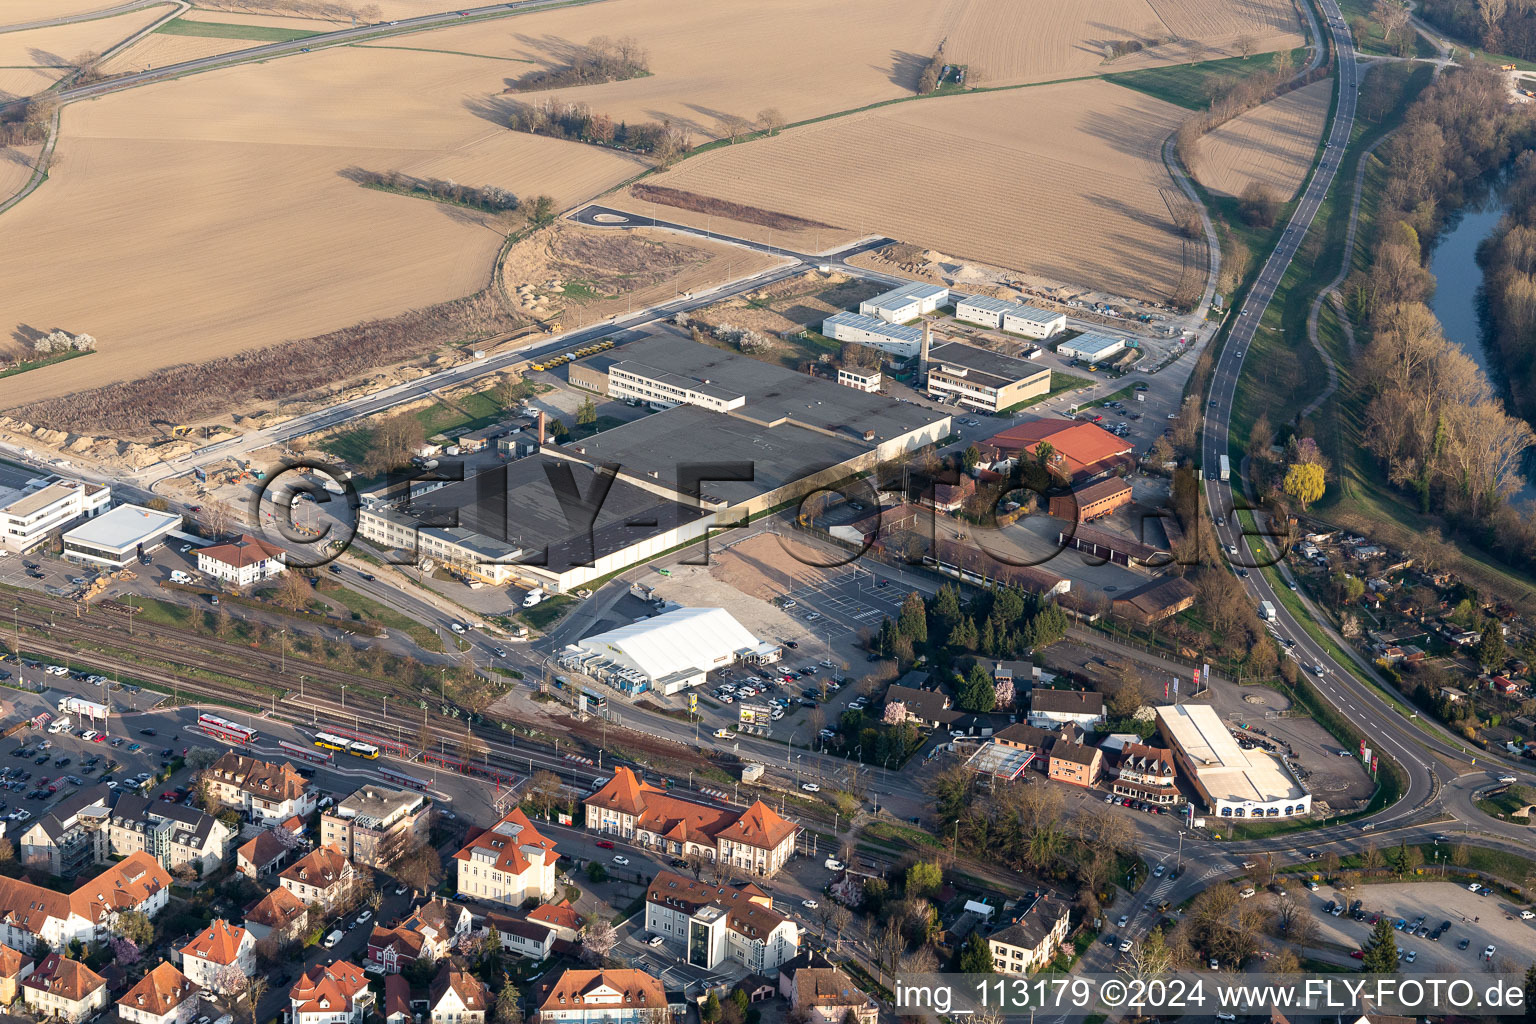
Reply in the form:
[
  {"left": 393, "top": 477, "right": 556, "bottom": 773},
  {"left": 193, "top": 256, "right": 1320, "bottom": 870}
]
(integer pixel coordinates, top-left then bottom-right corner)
[
  {"left": 102, "top": 10, "right": 334, "bottom": 72},
  {"left": 1193, "top": 77, "right": 1332, "bottom": 199},
  {"left": 0, "top": 43, "right": 641, "bottom": 406},
  {"left": 0, "top": 145, "right": 42, "bottom": 204},
  {"left": 0, "top": 4, "right": 173, "bottom": 85},
  {"left": 1, "top": 0, "right": 147, "bottom": 23},
  {"left": 937, "top": 0, "right": 1303, "bottom": 86},
  {"left": 616, "top": 80, "right": 1190, "bottom": 302}
]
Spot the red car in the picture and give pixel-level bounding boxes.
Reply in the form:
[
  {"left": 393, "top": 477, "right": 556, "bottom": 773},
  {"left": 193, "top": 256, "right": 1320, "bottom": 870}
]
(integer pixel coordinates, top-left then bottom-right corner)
[
  {"left": 595, "top": 839, "right": 614, "bottom": 849},
  {"left": 1350, "top": 950, "right": 1364, "bottom": 959},
  {"left": 92, "top": 734, "right": 105, "bottom": 742}
]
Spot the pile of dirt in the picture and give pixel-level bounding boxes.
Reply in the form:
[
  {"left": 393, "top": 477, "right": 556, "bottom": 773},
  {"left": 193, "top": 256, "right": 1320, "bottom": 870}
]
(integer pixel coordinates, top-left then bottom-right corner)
[
  {"left": 0, "top": 417, "right": 196, "bottom": 470},
  {"left": 687, "top": 270, "right": 884, "bottom": 339}
]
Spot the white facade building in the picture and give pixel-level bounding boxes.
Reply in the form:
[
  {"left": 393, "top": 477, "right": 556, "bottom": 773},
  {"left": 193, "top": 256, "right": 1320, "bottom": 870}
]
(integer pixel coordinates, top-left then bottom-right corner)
[
  {"left": 179, "top": 920, "right": 255, "bottom": 995},
  {"left": 643, "top": 870, "right": 800, "bottom": 974},
  {"left": 821, "top": 313, "right": 925, "bottom": 357},
  {"left": 836, "top": 367, "right": 882, "bottom": 392},
  {"left": 1056, "top": 332, "right": 1126, "bottom": 363},
  {"left": 1156, "top": 704, "right": 1312, "bottom": 819},
  {"left": 564, "top": 606, "right": 778, "bottom": 696},
  {"left": 0, "top": 478, "right": 110, "bottom": 553},
  {"left": 196, "top": 535, "right": 286, "bottom": 587},
  {"left": 1001, "top": 306, "right": 1067, "bottom": 339},
  {"left": 859, "top": 282, "right": 948, "bottom": 323},
  {"left": 607, "top": 361, "right": 747, "bottom": 413},
  {"left": 61, "top": 504, "right": 181, "bottom": 568},
  {"left": 953, "top": 295, "right": 1015, "bottom": 329}
]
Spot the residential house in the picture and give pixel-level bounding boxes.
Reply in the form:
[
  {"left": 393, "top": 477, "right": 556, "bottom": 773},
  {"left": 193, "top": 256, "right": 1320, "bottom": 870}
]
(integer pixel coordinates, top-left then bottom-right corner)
[
  {"left": 383, "top": 975, "right": 412, "bottom": 1024},
  {"left": 196, "top": 535, "right": 286, "bottom": 587},
  {"left": 289, "top": 961, "right": 374, "bottom": 1024},
  {"left": 1046, "top": 740, "right": 1101, "bottom": 788},
  {"left": 883, "top": 684, "right": 960, "bottom": 730},
  {"left": 991, "top": 723, "right": 1056, "bottom": 765},
  {"left": 777, "top": 955, "right": 877, "bottom": 1024},
  {"left": 236, "top": 830, "right": 293, "bottom": 881},
  {"left": 986, "top": 898, "right": 1070, "bottom": 974},
  {"left": 585, "top": 767, "right": 799, "bottom": 877},
  {"left": 321, "top": 785, "right": 431, "bottom": 870},
  {"left": 428, "top": 963, "right": 490, "bottom": 1024},
  {"left": 21, "top": 953, "right": 107, "bottom": 1023},
  {"left": 643, "top": 870, "right": 800, "bottom": 974},
  {"left": 106, "top": 794, "right": 233, "bottom": 879},
  {"left": 485, "top": 912, "right": 556, "bottom": 962},
  {"left": 366, "top": 897, "right": 473, "bottom": 972},
  {"left": 205, "top": 753, "right": 317, "bottom": 826},
  {"left": 532, "top": 969, "right": 667, "bottom": 1024},
  {"left": 0, "top": 852, "right": 171, "bottom": 952},
  {"left": 1111, "top": 743, "right": 1179, "bottom": 804},
  {"left": 526, "top": 900, "right": 583, "bottom": 942},
  {"left": 117, "top": 961, "right": 201, "bottom": 1024},
  {"left": 0, "top": 943, "right": 33, "bottom": 1007},
  {"left": 1028, "top": 689, "right": 1104, "bottom": 729},
  {"left": 18, "top": 785, "right": 114, "bottom": 877},
  {"left": 453, "top": 807, "right": 559, "bottom": 907},
  {"left": 179, "top": 919, "right": 255, "bottom": 996},
  {"left": 242, "top": 885, "right": 308, "bottom": 946},
  {"left": 366, "top": 925, "right": 426, "bottom": 975},
  {"left": 280, "top": 845, "right": 356, "bottom": 912}
]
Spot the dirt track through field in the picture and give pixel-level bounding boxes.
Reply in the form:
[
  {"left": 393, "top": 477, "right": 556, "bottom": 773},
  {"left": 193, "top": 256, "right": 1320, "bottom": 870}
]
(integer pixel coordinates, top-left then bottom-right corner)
[
  {"left": 619, "top": 80, "right": 1190, "bottom": 302},
  {"left": 1193, "top": 77, "right": 1332, "bottom": 199}
]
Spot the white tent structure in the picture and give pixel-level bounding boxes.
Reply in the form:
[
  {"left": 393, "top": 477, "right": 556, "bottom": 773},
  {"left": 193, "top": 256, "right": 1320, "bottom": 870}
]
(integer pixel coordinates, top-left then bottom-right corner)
[{"left": 567, "top": 607, "right": 780, "bottom": 696}]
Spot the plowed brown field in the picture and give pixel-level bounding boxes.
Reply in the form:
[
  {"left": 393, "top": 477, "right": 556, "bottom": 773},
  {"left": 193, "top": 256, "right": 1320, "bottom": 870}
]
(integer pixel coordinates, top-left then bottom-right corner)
[
  {"left": 616, "top": 80, "right": 1189, "bottom": 302},
  {"left": 1193, "top": 77, "right": 1330, "bottom": 199}
]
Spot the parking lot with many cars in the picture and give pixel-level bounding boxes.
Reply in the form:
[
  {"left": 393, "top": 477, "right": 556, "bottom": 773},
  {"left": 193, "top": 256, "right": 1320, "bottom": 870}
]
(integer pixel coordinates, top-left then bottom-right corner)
[{"left": 1299, "top": 879, "right": 1536, "bottom": 970}]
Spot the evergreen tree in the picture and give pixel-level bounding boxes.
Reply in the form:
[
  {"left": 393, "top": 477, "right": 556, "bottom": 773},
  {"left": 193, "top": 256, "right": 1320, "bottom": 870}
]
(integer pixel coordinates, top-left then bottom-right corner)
[
  {"left": 1479, "top": 620, "right": 1508, "bottom": 670},
  {"left": 957, "top": 932, "right": 994, "bottom": 973},
  {"left": 1362, "top": 917, "right": 1398, "bottom": 973},
  {"left": 898, "top": 592, "right": 928, "bottom": 644},
  {"left": 958, "top": 663, "right": 997, "bottom": 713},
  {"left": 933, "top": 584, "right": 962, "bottom": 632}
]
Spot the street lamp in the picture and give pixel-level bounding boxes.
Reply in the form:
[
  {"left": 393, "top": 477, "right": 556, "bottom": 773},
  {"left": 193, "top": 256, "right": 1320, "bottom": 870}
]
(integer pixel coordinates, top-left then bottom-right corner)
[
  {"left": 950, "top": 819, "right": 960, "bottom": 861},
  {"left": 279, "top": 628, "right": 287, "bottom": 674},
  {"left": 341, "top": 683, "right": 347, "bottom": 715}
]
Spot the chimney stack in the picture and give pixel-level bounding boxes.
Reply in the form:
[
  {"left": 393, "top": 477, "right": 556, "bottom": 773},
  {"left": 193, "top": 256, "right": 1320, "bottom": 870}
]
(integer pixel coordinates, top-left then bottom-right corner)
[
  {"left": 919, "top": 321, "right": 932, "bottom": 384},
  {"left": 537, "top": 411, "right": 547, "bottom": 445}
]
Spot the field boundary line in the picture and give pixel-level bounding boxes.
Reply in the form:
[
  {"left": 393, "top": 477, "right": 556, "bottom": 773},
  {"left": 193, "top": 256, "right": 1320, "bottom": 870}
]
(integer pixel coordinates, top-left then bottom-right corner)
[{"left": 0, "top": 0, "right": 176, "bottom": 34}]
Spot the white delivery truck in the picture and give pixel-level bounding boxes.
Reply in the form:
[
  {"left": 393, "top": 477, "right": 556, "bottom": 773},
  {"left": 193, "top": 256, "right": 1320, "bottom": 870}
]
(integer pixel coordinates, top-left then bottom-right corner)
[
  {"left": 1259, "top": 601, "right": 1277, "bottom": 622},
  {"left": 522, "top": 587, "right": 545, "bottom": 608},
  {"left": 48, "top": 716, "right": 71, "bottom": 734}
]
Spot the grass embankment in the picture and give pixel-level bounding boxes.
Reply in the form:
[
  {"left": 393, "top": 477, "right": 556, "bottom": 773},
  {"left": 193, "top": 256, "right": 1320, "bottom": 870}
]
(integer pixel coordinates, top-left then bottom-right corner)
[
  {"left": 155, "top": 18, "right": 320, "bottom": 41},
  {"left": 1002, "top": 372, "right": 1096, "bottom": 412},
  {"left": 519, "top": 595, "right": 575, "bottom": 630},
  {"left": 1336, "top": 0, "right": 1440, "bottom": 57},
  {"left": 322, "top": 587, "right": 446, "bottom": 652},
  {"left": 0, "top": 351, "right": 93, "bottom": 381},
  {"left": 1109, "top": 48, "right": 1311, "bottom": 109}
]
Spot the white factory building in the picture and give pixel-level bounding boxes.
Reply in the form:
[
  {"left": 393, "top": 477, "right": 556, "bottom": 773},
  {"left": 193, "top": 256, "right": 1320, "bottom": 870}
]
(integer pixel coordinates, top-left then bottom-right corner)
[
  {"left": 62, "top": 504, "right": 182, "bottom": 569},
  {"left": 837, "top": 366, "right": 882, "bottom": 392},
  {"left": 859, "top": 281, "right": 949, "bottom": 323},
  {"left": 953, "top": 296, "right": 1067, "bottom": 339},
  {"left": 0, "top": 476, "right": 111, "bottom": 553},
  {"left": 561, "top": 607, "right": 781, "bottom": 696},
  {"left": 1056, "top": 332, "right": 1126, "bottom": 363},
  {"left": 822, "top": 312, "right": 926, "bottom": 357},
  {"left": 1155, "top": 703, "right": 1312, "bottom": 819}
]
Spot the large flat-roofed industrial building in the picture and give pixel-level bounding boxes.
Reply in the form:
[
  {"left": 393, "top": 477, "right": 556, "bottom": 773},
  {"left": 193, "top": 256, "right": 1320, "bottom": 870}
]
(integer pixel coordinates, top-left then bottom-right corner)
[
  {"left": 923, "top": 341, "right": 1051, "bottom": 412},
  {"left": 62, "top": 504, "right": 182, "bottom": 568},
  {"left": 822, "top": 312, "right": 926, "bottom": 356},
  {"left": 363, "top": 334, "right": 950, "bottom": 593},
  {"left": 560, "top": 606, "right": 780, "bottom": 696},
  {"left": 1155, "top": 703, "right": 1311, "bottom": 819},
  {"left": 859, "top": 281, "right": 948, "bottom": 323}
]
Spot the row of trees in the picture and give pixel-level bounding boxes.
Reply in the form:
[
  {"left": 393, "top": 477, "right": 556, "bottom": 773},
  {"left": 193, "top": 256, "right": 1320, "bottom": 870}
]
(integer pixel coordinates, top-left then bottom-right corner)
[
  {"left": 870, "top": 585, "right": 1068, "bottom": 666},
  {"left": 508, "top": 98, "right": 692, "bottom": 161},
  {"left": 353, "top": 169, "right": 522, "bottom": 213},
  {"left": 1174, "top": 49, "right": 1314, "bottom": 173},
  {"left": 1420, "top": 0, "right": 1536, "bottom": 60},
  {"left": 509, "top": 36, "right": 649, "bottom": 91},
  {"left": 1482, "top": 151, "right": 1536, "bottom": 421}
]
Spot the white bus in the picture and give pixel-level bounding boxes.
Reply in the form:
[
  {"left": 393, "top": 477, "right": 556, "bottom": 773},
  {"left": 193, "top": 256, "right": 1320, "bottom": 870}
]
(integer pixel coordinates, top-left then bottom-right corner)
[{"left": 1219, "top": 454, "right": 1231, "bottom": 481}]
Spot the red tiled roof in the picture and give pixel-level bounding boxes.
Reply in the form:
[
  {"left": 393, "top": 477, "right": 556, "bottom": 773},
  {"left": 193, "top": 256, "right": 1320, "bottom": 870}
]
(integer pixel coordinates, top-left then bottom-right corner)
[
  {"left": 118, "top": 961, "right": 199, "bottom": 1017},
  {"left": 452, "top": 807, "right": 557, "bottom": 875},
  {"left": 290, "top": 961, "right": 368, "bottom": 1017},
  {"left": 645, "top": 870, "right": 788, "bottom": 941},
  {"left": 0, "top": 943, "right": 29, "bottom": 980},
  {"left": 527, "top": 900, "right": 583, "bottom": 932},
  {"left": 985, "top": 418, "right": 1134, "bottom": 476},
  {"left": 536, "top": 969, "right": 665, "bottom": 1012},
  {"left": 23, "top": 953, "right": 105, "bottom": 1004},
  {"left": 281, "top": 845, "right": 350, "bottom": 889},
  {"left": 245, "top": 885, "right": 306, "bottom": 929},
  {"left": 384, "top": 975, "right": 412, "bottom": 1020},
  {"left": 199, "top": 535, "right": 285, "bottom": 570},
  {"left": 587, "top": 768, "right": 793, "bottom": 851},
  {"left": 181, "top": 919, "right": 247, "bottom": 966},
  {"left": 238, "top": 830, "right": 288, "bottom": 869},
  {"left": 429, "top": 964, "right": 487, "bottom": 1014},
  {"left": 715, "top": 801, "right": 798, "bottom": 851},
  {"left": 211, "top": 752, "right": 310, "bottom": 804}
]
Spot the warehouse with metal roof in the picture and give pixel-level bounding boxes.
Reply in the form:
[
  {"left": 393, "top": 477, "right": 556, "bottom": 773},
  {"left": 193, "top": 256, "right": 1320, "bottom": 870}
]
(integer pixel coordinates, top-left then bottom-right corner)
[
  {"left": 1155, "top": 703, "right": 1311, "bottom": 819},
  {"left": 859, "top": 282, "right": 949, "bottom": 323},
  {"left": 563, "top": 607, "right": 781, "bottom": 696}
]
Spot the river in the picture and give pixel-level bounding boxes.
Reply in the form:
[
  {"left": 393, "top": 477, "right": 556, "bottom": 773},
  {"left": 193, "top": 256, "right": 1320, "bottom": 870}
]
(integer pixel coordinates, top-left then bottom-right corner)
[{"left": 1426, "top": 171, "right": 1536, "bottom": 502}]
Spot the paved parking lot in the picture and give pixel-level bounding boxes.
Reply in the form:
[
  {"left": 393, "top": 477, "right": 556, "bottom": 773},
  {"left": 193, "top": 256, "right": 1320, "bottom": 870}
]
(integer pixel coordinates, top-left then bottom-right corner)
[
  {"left": 1301, "top": 880, "right": 1536, "bottom": 970},
  {"left": 780, "top": 565, "right": 915, "bottom": 640}
]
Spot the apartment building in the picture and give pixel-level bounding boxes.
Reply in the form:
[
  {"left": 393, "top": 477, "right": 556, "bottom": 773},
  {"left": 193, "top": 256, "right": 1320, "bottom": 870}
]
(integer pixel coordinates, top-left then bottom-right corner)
[
  {"left": 321, "top": 785, "right": 431, "bottom": 869},
  {"left": 0, "top": 852, "right": 171, "bottom": 952},
  {"left": 179, "top": 919, "right": 255, "bottom": 995},
  {"left": 0, "top": 478, "right": 110, "bottom": 553},
  {"left": 778, "top": 955, "right": 877, "bottom": 1024},
  {"left": 279, "top": 846, "right": 355, "bottom": 912},
  {"left": 1111, "top": 743, "right": 1180, "bottom": 805},
  {"left": 205, "top": 753, "right": 317, "bottom": 826},
  {"left": 106, "top": 795, "right": 233, "bottom": 879},
  {"left": 643, "top": 870, "right": 799, "bottom": 974},
  {"left": 18, "top": 785, "right": 114, "bottom": 877},
  {"left": 532, "top": 969, "right": 667, "bottom": 1024},
  {"left": 986, "top": 899, "right": 1070, "bottom": 974},
  {"left": 452, "top": 807, "right": 559, "bottom": 907},
  {"left": 117, "top": 961, "right": 201, "bottom": 1024},
  {"left": 21, "top": 953, "right": 107, "bottom": 1023}
]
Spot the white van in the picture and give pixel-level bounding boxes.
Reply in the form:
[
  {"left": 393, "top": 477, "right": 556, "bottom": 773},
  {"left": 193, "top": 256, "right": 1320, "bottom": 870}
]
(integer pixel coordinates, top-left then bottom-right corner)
[
  {"left": 169, "top": 570, "right": 192, "bottom": 584},
  {"left": 48, "top": 717, "right": 71, "bottom": 734},
  {"left": 522, "top": 588, "right": 545, "bottom": 608},
  {"left": 323, "top": 930, "right": 343, "bottom": 949}
]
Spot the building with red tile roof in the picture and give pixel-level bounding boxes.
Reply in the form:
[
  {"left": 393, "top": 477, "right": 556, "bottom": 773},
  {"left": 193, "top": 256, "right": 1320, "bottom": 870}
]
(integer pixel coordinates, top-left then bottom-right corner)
[
  {"left": 643, "top": 870, "right": 799, "bottom": 972},
  {"left": 289, "top": 960, "right": 373, "bottom": 1024},
  {"left": 206, "top": 752, "right": 317, "bottom": 826},
  {"left": 236, "top": 830, "right": 293, "bottom": 880},
  {"left": 0, "top": 943, "right": 34, "bottom": 1007},
  {"left": 118, "top": 961, "right": 200, "bottom": 1024},
  {"left": 453, "top": 807, "right": 558, "bottom": 907},
  {"left": 533, "top": 969, "right": 666, "bottom": 1024},
  {"left": 179, "top": 919, "right": 254, "bottom": 994},
  {"left": 197, "top": 535, "right": 286, "bottom": 587},
  {"left": 428, "top": 963, "right": 489, "bottom": 1024},
  {"left": 383, "top": 974, "right": 412, "bottom": 1024},
  {"left": 243, "top": 884, "right": 307, "bottom": 945},
  {"left": 983, "top": 418, "right": 1134, "bottom": 482},
  {"left": 280, "top": 845, "right": 355, "bottom": 911},
  {"left": 0, "top": 851, "right": 171, "bottom": 953},
  {"left": 526, "top": 899, "right": 584, "bottom": 941},
  {"left": 22, "top": 953, "right": 107, "bottom": 1022},
  {"left": 585, "top": 767, "right": 799, "bottom": 876}
]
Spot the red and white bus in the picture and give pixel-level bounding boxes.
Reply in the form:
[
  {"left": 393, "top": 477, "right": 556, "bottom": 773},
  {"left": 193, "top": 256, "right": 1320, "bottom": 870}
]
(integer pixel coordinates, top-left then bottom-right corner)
[{"left": 197, "top": 713, "right": 257, "bottom": 745}]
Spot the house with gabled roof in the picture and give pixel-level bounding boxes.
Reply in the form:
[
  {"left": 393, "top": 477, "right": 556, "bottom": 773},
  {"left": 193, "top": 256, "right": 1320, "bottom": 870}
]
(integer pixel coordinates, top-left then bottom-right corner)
[
  {"left": 0, "top": 943, "right": 33, "bottom": 1007},
  {"left": 453, "top": 807, "right": 558, "bottom": 907},
  {"left": 778, "top": 955, "right": 876, "bottom": 1024},
  {"left": 532, "top": 969, "right": 667, "bottom": 1024},
  {"left": 586, "top": 767, "right": 799, "bottom": 876},
  {"left": 236, "top": 829, "right": 294, "bottom": 881},
  {"left": 643, "top": 870, "right": 799, "bottom": 973},
  {"left": 22, "top": 952, "right": 107, "bottom": 1023},
  {"left": 428, "top": 962, "right": 490, "bottom": 1024},
  {"left": 289, "top": 960, "right": 373, "bottom": 1024},
  {"left": 243, "top": 884, "right": 307, "bottom": 945},
  {"left": 117, "top": 960, "right": 200, "bottom": 1024},
  {"left": 280, "top": 845, "right": 355, "bottom": 911},
  {"left": 197, "top": 534, "right": 286, "bottom": 587},
  {"left": 206, "top": 752, "right": 317, "bottom": 826},
  {"left": 179, "top": 919, "right": 254, "bottom": 995}
]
